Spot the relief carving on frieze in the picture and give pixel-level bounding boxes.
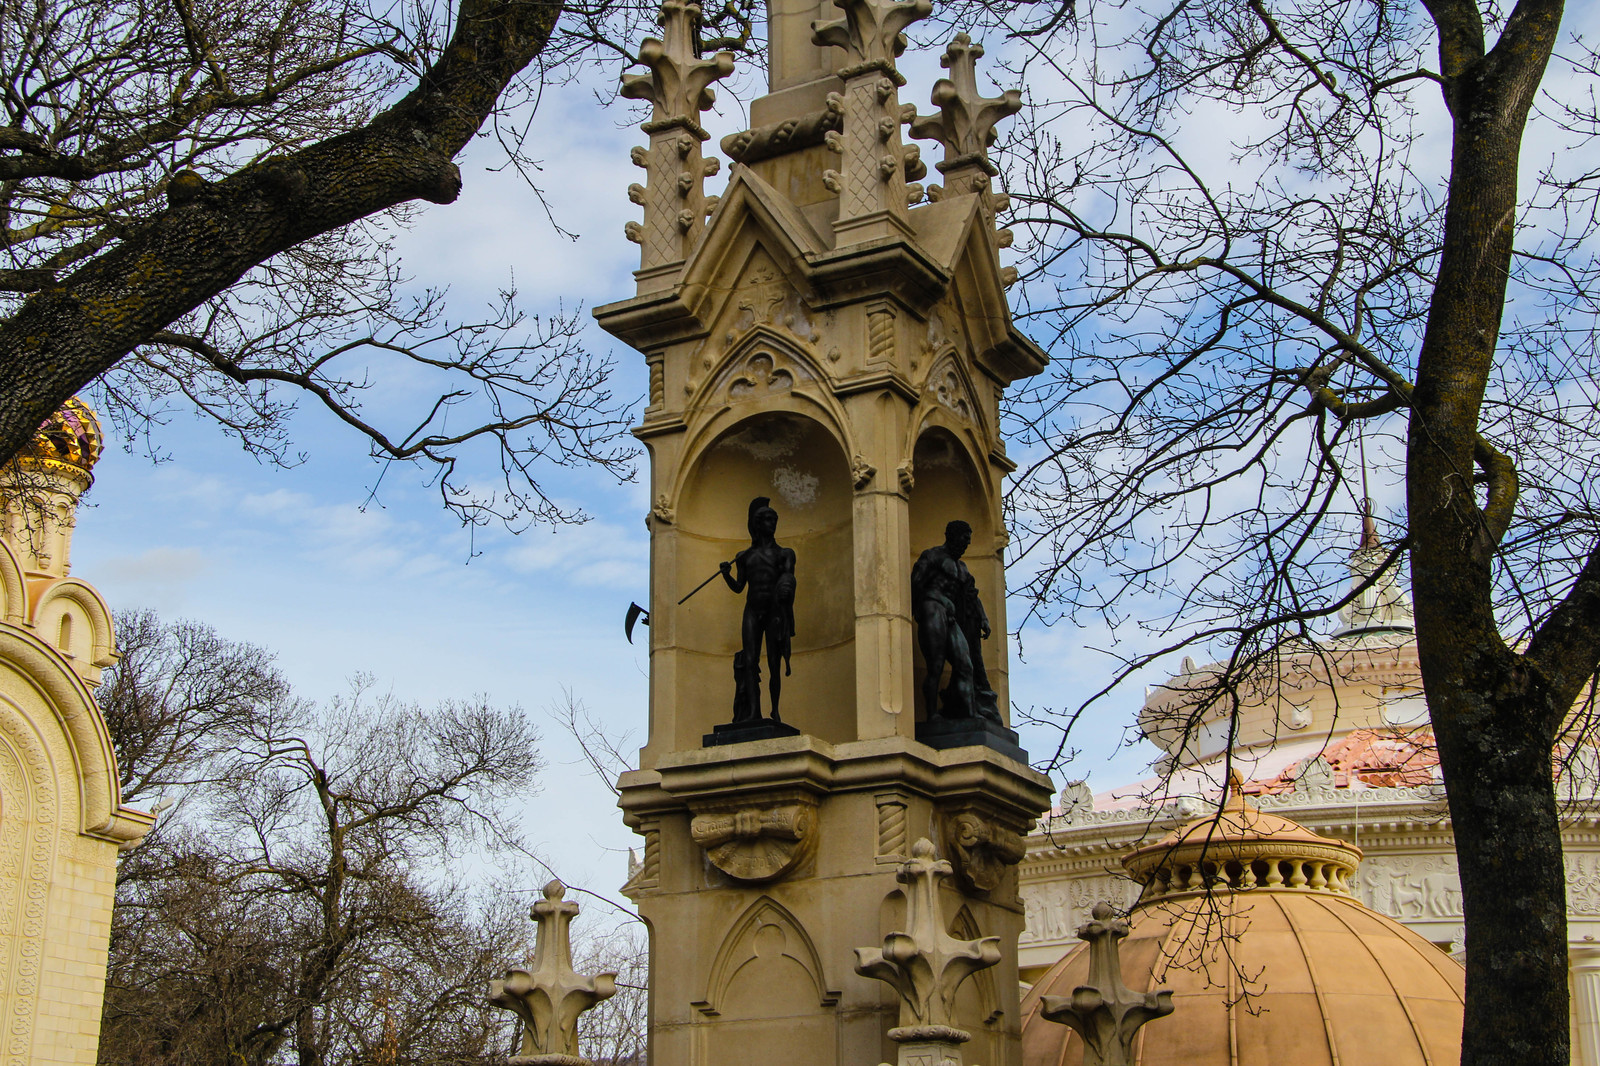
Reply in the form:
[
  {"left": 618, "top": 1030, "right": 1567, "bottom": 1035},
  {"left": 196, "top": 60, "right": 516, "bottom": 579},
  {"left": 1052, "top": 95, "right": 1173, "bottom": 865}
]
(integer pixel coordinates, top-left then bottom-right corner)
[{"left": 689, "top": 796, "right": 817, "bottom": 883}]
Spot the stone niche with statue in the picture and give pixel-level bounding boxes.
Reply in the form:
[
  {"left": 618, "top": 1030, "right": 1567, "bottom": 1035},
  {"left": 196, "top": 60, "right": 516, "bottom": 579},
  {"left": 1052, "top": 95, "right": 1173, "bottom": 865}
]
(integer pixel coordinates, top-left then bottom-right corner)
[{"left": 593, "top": 0, "right": 1053, "bottom": 1063}]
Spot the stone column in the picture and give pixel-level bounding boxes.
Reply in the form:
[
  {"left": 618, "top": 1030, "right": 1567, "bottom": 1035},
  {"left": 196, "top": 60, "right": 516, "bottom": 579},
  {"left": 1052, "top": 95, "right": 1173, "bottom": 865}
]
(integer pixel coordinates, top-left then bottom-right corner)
[{"left": 1572, "top": 945, "right": 1600, "bottom": 1066}]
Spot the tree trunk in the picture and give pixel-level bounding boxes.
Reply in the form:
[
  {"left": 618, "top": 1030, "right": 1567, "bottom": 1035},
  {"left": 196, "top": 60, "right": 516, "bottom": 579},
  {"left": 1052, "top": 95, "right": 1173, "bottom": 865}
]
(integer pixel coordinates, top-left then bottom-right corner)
[{"left": 1410, "top": 2, "right": 1567, "bottom": 1062}]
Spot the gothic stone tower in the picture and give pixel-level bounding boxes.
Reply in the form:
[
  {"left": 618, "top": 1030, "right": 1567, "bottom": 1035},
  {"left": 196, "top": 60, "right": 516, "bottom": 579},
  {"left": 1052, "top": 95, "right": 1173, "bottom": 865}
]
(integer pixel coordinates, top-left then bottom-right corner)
[{"left": 594, "top": 1, "right": 1052, "bottom": 1063}]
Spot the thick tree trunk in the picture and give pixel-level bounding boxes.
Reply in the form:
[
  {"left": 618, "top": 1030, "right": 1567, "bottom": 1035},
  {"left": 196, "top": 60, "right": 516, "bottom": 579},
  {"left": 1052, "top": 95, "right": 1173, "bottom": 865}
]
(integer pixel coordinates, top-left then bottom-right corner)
[
  {"left": 1409, "top": 1, "right": 1567, "bottom": 1063},
  {"left": 0, "top": 0, "right": 560, "bottom": 466},
  {"left": 1432, "top": 678, "right": 1568, "bottom": 1065}
]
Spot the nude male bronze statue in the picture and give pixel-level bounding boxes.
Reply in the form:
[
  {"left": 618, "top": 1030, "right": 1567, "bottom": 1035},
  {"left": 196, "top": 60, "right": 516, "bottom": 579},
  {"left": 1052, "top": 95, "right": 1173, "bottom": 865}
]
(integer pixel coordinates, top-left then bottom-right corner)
[{"left": 912, "top": 519, "right": 1002, "bottom": 722}]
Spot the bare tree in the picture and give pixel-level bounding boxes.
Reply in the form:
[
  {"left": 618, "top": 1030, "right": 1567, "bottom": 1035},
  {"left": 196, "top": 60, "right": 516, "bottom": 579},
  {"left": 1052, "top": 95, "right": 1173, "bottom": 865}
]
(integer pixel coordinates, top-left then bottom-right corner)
[
  {"left": 99, "top": 608, "right": 289, "bottom": 806},
  {"left": 0, "top": 0, "right": 692, "bottom": 526},
  {"left": 908, "top": 0, "right": 1600, "bottom": 1062},
  {"left": 98, "top": 613, "right": 547, "bottom": 1066}
]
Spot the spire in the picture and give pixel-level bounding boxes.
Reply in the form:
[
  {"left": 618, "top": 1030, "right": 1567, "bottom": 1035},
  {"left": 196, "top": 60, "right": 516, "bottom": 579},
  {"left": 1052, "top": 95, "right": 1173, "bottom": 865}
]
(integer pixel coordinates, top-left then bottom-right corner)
[
  {"left": 1039, "top": 902, "right": 1175, "bottom": 1066},
  {"left": 1358, "top": 496, "right": 1381, "bottom": 551},
  {"left": 620, "top": 0, "right": 735, "bottom": 286},
  {"left": 1336, "top": 498, "right": 1414, "bottom": 636},
  {"left": 488, "top": 880, "right": 617, "bottom": 1063}
]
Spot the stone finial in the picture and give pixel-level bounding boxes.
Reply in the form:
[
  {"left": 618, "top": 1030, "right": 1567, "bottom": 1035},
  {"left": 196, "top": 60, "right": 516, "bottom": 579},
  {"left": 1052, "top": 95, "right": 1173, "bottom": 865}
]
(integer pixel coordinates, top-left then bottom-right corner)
[
  {"left": 489, "top": 880, "right": 617, "bottom": 1065},
  {"left": 811, "top": 0, "right": 930, "bottom": 241},
  {"left": 909, "top": 34, "right": 1021, "bottom": 189},
  {"left": 620, "top": 0, "right": 735, "bottom": 137},
  {"left": 620, "top": 0, "right": 735, "bottom": 284},
  {"left": 854, "top": 838, "right": 1001, "bottom": 1042},
  {"left": 1038, "top": 903, "right": 1174, "bottom": 1066},
  {"left": 811, "top": 0, "right": 931, "bottom": 82}
]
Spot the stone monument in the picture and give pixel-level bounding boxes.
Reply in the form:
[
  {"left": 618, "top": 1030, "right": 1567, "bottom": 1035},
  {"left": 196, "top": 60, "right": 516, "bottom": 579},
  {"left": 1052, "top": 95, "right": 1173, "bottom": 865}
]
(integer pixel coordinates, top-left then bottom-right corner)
[{"left": 595, "top": 0, "right": 1052, "bottom": 1061}]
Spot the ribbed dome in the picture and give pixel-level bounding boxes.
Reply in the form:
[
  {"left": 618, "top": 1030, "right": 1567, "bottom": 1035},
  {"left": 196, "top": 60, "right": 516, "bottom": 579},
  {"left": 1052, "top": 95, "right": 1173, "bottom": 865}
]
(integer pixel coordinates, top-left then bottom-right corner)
[
  {"left": 16, "top": 397, "right": 104, "bottom": 477},
  {"left": 1019, "top": 787, "right": 1464, "bottom": 1066}
]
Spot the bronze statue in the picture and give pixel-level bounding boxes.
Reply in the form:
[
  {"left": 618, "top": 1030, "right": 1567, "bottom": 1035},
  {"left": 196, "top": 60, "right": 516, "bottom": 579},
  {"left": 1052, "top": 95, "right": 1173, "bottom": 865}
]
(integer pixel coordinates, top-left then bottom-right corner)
[
  {"left": 719, "top": 497, "right": 797, "bottom": 722},
  {"left": 912, "top": 520, "right": 1002, "bottom": 722}
]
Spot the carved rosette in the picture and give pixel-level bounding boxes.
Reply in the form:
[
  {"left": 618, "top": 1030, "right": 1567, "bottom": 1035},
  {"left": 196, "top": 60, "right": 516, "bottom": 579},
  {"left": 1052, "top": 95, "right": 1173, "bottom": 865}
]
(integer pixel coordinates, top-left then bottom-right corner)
[
  {"left": 940, "top": 806, "right": 1027, "bottom": 894},
  {"left": 689, "top": 797, "right": 817, "bottom": 882},
  {"left": 620, "top": 0, "right": 735, "bottom": 277}
]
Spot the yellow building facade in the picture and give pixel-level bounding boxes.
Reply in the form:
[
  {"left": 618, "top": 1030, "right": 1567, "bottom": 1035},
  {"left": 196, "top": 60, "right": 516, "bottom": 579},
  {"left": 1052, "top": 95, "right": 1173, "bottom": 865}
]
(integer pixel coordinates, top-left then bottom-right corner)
[{"left": 0, "top": 401, "right": 152, "bottom": 1065}]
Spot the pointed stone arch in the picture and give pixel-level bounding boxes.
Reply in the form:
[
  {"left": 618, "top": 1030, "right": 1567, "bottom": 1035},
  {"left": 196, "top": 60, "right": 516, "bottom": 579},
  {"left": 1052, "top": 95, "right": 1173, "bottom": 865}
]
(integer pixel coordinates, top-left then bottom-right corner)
[
  {"left": 949, "top": 904, "right": 1003, "bottom": 1026},
  {"left": 684, "top": 326, "right": 844, "bottom": 435},
  {"left": 919, "top": 348, "right": 987, "bottom": 434},
  {"left": 696, "top": 895, "right": 840, "bottom": 1017}
]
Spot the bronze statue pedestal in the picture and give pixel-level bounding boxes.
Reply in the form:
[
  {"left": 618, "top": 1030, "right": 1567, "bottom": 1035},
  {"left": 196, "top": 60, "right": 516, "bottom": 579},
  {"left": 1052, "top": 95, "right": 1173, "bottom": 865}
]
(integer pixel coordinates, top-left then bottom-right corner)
[
  {"left": 915, "top": 715, "right": 1026, "bottom": 763},
  {"left": 703, "top": 718, "right": 801, "bottom": 747}
]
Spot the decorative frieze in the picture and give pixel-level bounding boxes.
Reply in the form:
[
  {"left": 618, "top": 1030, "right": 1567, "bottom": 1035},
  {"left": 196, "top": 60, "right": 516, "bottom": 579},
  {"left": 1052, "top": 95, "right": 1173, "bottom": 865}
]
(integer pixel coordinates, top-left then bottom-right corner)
[{"left": 689, "top": 797, "right": 817, "bottom": 882}]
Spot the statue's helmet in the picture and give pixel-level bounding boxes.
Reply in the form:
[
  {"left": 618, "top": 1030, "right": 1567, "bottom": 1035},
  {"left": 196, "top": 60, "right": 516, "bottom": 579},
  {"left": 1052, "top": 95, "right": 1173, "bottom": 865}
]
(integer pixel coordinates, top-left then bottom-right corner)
[{"left": 749, "top": 496, "right": 776, "bottom": 539}]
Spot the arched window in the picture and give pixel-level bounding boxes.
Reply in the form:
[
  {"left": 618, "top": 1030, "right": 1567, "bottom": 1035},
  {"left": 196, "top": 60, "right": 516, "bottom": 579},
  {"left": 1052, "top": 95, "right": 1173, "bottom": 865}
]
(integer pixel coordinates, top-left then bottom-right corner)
[{"left": 57, "top": 613, "right": 72, "bottom": 654}]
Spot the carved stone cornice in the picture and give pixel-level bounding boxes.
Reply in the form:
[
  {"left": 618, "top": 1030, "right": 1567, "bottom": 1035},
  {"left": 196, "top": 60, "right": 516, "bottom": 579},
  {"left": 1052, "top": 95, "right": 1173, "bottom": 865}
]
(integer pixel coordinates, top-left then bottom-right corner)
[{"left": 619, "top": 735, "right": 1051, "bottom": 832}]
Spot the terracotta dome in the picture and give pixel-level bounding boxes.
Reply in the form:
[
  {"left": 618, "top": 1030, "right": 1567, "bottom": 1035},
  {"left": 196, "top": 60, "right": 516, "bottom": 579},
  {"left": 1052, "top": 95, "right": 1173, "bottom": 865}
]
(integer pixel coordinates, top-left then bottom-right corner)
[
  {"left": 1019, "top": 784, "right": 1464, "bottom": 1065},
  {"left": 14, "top": 397, "right": 104, "bottom": 478}
]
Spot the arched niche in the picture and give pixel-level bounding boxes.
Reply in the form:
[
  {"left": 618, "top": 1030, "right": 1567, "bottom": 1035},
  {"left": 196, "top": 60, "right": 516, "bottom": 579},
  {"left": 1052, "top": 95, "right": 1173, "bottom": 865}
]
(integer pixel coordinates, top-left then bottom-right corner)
[
  {"left": 906, "top": 428, "right": 1002, "bottom": 724},
  {"left": 694, "top": 896, "right": 840, "bottom": 1066},
  {"left": 949, "top": 905, "right": 1005, "bottom": 1064},
  {"left": 30, "top": 578, "right": 116, "bottom": 685},
  {"left": 674, "top": 412, "right": 855, "bottom": 748}
]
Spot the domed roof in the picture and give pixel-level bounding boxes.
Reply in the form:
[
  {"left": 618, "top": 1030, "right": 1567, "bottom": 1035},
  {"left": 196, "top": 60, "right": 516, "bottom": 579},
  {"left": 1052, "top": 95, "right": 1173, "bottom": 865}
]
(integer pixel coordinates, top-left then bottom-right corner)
[
  {"left": 1019, "top": 783, "right": 1464, "bottom": 1065},
  {"left": 15, "top": 397, "right": 103, "bottom": 477}
]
